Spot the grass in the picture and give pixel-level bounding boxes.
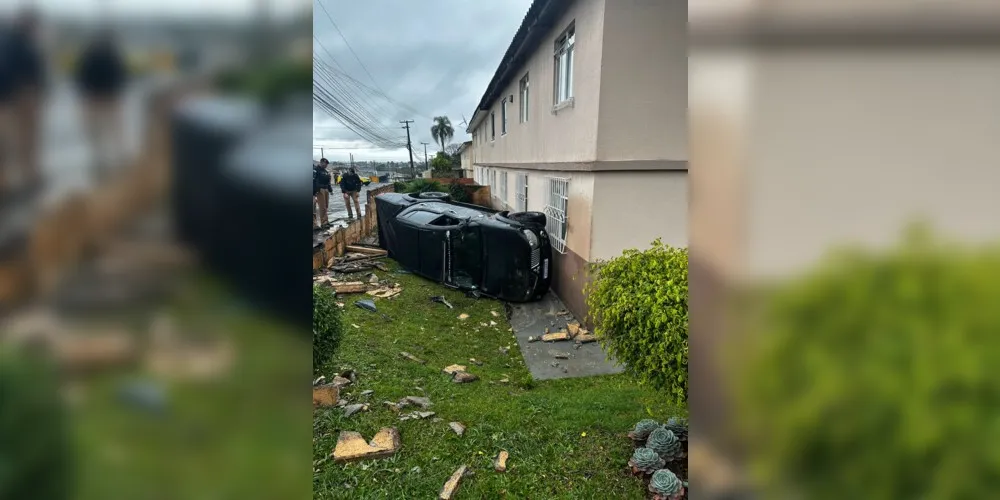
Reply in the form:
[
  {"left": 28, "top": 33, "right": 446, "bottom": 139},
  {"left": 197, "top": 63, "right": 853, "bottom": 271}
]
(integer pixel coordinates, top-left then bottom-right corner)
[
  {"left": 313, "top": 260, "right": 685, "bottom": 499},
  {"left": 69, "top": 275, "right": 313, "bottom": 500}
]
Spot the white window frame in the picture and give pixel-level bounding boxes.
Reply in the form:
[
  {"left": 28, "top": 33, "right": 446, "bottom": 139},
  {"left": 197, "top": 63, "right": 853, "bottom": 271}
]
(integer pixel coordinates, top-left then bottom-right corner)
[
  {"left": 544, "top": 177, "right": 569, "bottom": 254},
  {"left": 519, "top": 73, "right": 529, "bottom": 123},
  {"left": 490, "top": 111, "right": 496, "bottom": 141},
  {"left": 500, "top": 171, "right": 508, "bottom": 206},
  {"left": 501, "top": 97, "right": 508, "bottom": 135},
  {"left": 515, "top": 173, "right": 528, "bottom": 212},
  {"left": 553, "top": 24, "right": 575, "bottom": 106}
]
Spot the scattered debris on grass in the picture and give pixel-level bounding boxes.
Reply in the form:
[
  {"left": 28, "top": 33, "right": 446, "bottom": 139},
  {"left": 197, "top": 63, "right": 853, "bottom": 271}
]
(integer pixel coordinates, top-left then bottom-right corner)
[
  {"left": 457, "top": 313, "right": 469, "bottom": 320},
  {"left": 343, "top": 403, "right": 368, "bottom": 417},
  {"left": 499, "top": 376, "right": 510, "bottom": 384},
  {"left": 401, "top": 396, "right": 433, "bottom": 409},
  {"left": 464, "top": 290, "right": 481, "bottom": 299},
  {"left": 313, "top": 375, "right": 326, "bottom": 386},
  {"left": 345, "top": 245, "right": 388, "bottom": 256},
  {"left": 449, "top": 422, "right": 466, "bottom": 436},
  {"left": 368, "top": 285, "right": 403, "bottom": 299},
  {"left": 498, "top": 346, "right": 510, "bottom": 355},
  {"left": 332, "top": 375, "right": 352, "bottom": 387},
  {"left": 430, "top": 296, "right": 454, "bottom": 309},
  {"left": 313, "top": 384, "right": 340, "bottom": 407},
  {"left": 332, "top": 281, "right": 370, "bottom": 294},
  {"left": 332, "top": 427, "right": 400, "bottom": 462},
  {"left": 355, "top": 299, "right": 378, "bottom": 312},
  {"left": 438, "top": 465, "right": 469, "bottom": 499},
  {"left": 336, "top": 302, "right": 345, "bottom": 308},
  {"left": 468, "top": 358, "right": 483, "bottom": 366},
  {"left": 351, "top": 324, "right": 360, "bottom": 329},
  {"left": 575, "top": 333, "right": 598, "bottom": 344},
  {"left": 400, "top": 352, "right": 427, "bottom": 364},
  {"left": 368, "top": 273, "right": 379, "bottom": 284},
  {"left": 443, "top": 364, "right": 467, "bottom": 375},
  {"left": 400, "top": 411, "right": 436, "bottom": 421},
  {"left": 490, "top": 310, "right": 499, "bottom": 317},
  {"left": 451, "top": 371, "right": 479, "bottom": 383},
  {"left": 360, "top": 390, "right": 374, "bottom": 397},
  {"left": 494, "top": 450, "right": 509, "bottom": 472}
]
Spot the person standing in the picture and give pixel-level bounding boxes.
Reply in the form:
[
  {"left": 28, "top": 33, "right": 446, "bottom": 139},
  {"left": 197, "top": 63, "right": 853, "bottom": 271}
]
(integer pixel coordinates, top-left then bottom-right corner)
[
  {"left": 75, "top": 28, "right": 127, "bottom": 182},
  {"left": 313, "top": 159, "right": 332, "bottom": 229},
  {"left": 338, "top": 166, "right": 363, "bottom": 219},
  {"left": 4, "top": 10, "right": 46, "bottom": 198}
]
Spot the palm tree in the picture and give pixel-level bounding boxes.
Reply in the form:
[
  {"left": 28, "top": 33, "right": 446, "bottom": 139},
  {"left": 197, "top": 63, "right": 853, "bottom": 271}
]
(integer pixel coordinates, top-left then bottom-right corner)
[{"left": 430, "top": 116, "right": 454, "bottom": 153}]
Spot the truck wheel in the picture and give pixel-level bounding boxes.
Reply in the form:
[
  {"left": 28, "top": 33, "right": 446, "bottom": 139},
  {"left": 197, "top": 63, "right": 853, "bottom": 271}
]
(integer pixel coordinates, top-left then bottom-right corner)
[{"left": 417, "top": 191, "right": 451, "bottom": 201}]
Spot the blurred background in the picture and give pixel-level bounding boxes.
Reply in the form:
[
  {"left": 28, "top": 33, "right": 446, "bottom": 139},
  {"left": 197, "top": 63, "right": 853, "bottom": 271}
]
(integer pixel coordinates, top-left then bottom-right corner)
[
  {"left": 688, "top": 1, "right": 1000, "bottom": 498},
  {"left": 1, "top": 1, "right": 313, "bottom": 499}
]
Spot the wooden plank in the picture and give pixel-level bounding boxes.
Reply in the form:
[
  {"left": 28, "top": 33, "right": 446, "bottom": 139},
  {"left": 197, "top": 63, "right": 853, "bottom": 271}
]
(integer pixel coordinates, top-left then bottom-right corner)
[
  {"left": 331, "top": 281, "right": 368, "bottom": 294},
  {"left": 346, "top": 245, "right": 387, "bottom": 256}
]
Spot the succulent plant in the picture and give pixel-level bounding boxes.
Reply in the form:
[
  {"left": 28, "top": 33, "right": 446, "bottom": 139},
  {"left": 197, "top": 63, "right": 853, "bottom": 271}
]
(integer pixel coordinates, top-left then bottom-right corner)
[
  {"left": 629, "top": 418, "right": 660, "bottom": 442},
  {"left": 647, "top": 426, "right": 684, "bottom": 461},
  {"left": 648, "top": 469, "right": 685, "bottom": 499},
  {"left": 664, "top": 416, "right": 688, "bottom": 442},
  {"left": 628, "top": 447, "right": 664, "bottom": 474}
]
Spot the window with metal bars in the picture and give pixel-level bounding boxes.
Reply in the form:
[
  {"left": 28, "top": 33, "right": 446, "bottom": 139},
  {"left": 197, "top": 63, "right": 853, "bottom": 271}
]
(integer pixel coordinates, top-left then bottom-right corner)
[{"left": 544, "top": 177, "right": 569, "bottom": 253}]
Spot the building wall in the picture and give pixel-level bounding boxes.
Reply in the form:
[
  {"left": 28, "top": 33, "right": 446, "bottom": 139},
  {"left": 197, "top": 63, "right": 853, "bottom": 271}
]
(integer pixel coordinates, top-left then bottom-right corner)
[
  {"left": 470, "top": 0, "right": 607, "bottom": 165},
  {"left": 596, "top": 0, "right": 687, "bottom": 163},
  {"left": 590, "top": 170, "right": 688, "bottom": 260}
]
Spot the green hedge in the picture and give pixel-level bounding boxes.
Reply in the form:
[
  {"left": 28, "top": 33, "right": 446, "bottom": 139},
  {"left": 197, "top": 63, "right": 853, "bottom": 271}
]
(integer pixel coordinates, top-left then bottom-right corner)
[
  {"left": 313, "top": 285, "right": 343, "bottom": 374},
  {"left": 736, "top": 226, "right": 1000, "bottom": 499},
  {"left": 0, "top": 348, "right": 72, "bottom": 499},
  {"left": 584, "top": 239, "right": 688, "bottom": 404}
]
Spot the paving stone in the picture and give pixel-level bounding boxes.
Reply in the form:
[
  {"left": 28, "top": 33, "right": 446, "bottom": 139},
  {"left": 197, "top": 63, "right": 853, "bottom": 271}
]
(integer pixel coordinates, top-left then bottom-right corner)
[
  {"left": 438, "top": 465, "right": 468, "bottom": 499},
  {"left": 312, "top": 384, "right": 340, "bottom": 407}
]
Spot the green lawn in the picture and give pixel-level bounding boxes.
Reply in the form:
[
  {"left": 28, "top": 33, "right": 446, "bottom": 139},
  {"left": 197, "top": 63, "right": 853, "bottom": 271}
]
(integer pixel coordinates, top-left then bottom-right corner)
[{"left": 313, "top": 261, "right": 685, "bottom": 499}]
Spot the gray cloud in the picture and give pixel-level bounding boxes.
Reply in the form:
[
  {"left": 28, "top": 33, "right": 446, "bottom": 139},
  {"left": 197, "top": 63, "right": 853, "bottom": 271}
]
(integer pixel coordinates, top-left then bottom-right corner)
[{"left": 313, "top": 0, "right": 532, "bottom": 161}]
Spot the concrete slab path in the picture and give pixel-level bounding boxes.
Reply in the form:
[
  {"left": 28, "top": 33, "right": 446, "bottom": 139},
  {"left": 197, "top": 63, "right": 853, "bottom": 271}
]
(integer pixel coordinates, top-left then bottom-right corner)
[{"left": 509, "top": 292, "right": 623, "bottom": 381}]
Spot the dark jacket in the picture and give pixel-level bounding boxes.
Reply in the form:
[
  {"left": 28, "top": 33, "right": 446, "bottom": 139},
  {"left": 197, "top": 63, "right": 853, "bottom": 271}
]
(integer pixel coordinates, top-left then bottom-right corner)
[
  {"left": 313, "top": 166, "right": 332, "bottom": 194},
  {"left": 3, "top": 28, "right": 45, "bottom": 91},
  {"left": 340, "top": 172, "right": 362, "bottom": 193},
  {"left": 76, "top": 39, "right": 127, "bottom": 97}
]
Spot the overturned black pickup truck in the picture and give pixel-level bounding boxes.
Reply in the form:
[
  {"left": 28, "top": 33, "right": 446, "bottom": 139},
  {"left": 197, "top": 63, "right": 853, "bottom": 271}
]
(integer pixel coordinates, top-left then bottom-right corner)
[{"left": 375, "top": 191, "right": 552, "bottom": 302}]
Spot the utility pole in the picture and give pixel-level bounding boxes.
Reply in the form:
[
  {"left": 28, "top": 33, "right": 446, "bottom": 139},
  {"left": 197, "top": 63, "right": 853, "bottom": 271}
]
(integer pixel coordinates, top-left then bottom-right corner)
[
  {"left": 421, "top": 142, "right": 429, "bottom": 170},
  {"left": 349, "top": 153, "right": 354, "bottom": 169},
  {"left": 401, "top": 120, "right": 415, "bottom": 178},
  {"left": 320, "top": 147, "right": 324, "bottom": 158}
]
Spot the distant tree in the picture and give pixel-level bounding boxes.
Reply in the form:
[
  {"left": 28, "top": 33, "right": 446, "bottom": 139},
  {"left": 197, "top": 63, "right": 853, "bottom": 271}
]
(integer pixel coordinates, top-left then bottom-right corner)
[
  {"left": 430, "top": 152, "right": 453, "bottom": 176},
  {"left": 430, "top": 116, "right": 454, "bottom": 152},
  {"left": 444, "top": 143, "right": 463, "bottom": 157}
]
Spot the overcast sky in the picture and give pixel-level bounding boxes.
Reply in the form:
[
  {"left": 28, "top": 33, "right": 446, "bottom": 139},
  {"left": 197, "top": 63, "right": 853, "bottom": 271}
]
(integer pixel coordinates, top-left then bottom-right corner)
[
  {"left": 313, "top": 0, "right": 532, "bottom": 162},
  {"left": 2, "top": 0, "right": 307, "bottom": 20}
]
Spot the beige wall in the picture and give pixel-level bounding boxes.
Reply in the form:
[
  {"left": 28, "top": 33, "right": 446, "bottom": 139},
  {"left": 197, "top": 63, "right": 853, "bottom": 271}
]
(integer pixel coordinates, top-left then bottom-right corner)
[
  {"left": 590, "top": 171, "right": 688, "bottom": 260},
  {"left": 596, "top": 0, "right": 688, "bottom": 162},
  {"left": 693, "top": 49, "right": 1000, "bottom": 280},
  {"left": 471, "top": 0, "right": 607, "bottom": 165}
]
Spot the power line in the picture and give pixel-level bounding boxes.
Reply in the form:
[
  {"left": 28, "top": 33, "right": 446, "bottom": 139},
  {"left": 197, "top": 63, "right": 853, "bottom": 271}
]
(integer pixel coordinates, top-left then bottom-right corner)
[{"left": 315, "top": 0, "right": 384, "bottom": 94}]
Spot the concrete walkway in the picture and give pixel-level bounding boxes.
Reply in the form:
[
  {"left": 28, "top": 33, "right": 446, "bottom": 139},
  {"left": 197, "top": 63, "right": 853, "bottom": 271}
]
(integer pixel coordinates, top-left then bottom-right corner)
[{"left": 509, "top": 292, "right": 623, "bottom": 381}]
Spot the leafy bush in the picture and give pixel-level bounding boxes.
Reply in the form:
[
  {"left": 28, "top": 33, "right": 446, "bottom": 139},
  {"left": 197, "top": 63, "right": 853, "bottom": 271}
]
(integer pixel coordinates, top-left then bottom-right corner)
[
  {"left": 216, "top": 60, "right": 312, "bottom": 106},
  {"left": 430, "top": 152, "right": 453, "bottom": 174},
  {"left": 0, "top": 348, "right": 71, "bottom": 499},
  {"left": 313, "top": 284, "right": 343, "bottom": 374},
  {"left": 584, "top": 239, "right": 687, "bottom": 403},
  {"left": 392, "top": 178, "right": 470, "bottom": 203},
  {"left": 735, "top": 226, "right": 1000, "bottom": 499}
]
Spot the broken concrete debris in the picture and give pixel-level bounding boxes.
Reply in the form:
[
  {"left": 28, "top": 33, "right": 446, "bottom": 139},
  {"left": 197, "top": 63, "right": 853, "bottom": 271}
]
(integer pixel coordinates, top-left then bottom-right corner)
[
  {"left": 575, "top": 333, "right": 598, "bottom": 344},
  {"left": 494, "top": 450, "right": 509, "bottom": 472},
  {"left": 367, "top": 285, "right": 402, "bottom": 299},
  {"left": 567, "top": 322, "right": 581, "bottom": 337},
  {"left": 355, "top": 299, "right": 378, "bottom": 312},
  {"left": 468, "top": 358, "right": 483, "bottom": 366},
  {"left": 527, "top": 336, "right": 539, "bottom": 343},
  {"left": 549, "top": 350, "right": 571, "bottom": 359},
  {"left": 491, "top": 310, "right": 499, "bottom": 317},
  {"left": 443, "top": 364, "right": 467, "bottom": 375},
  {"left": 457, "top": 313, "right": 469, "bottom": 320},
  {"left": 451, "top": 371, "right": 479, "bottom": 383},
  {"left": 368, "top": 273, "right": 379, "bottom": 284},
  {"left": 402, "top": 395, "right": 433, "bottom": 409},
  {"left": 360, "top": 390, "right": 374, "bottom": 397},
  {"left": 400, "top": 351, "right": 427, "bottom": 364},
  {"left": 438, "top": 465, "right": 469, "bottom": 499},
  {"left": 332, "top": 427, "right": 400, "bottom": 462},
  {"left": 542, "top": 331, "right": 571, "bottom": 342},
  {"left": 343, "top": 403, "right": 368, "bottom": 417},
  {"left": 312, "top": 384, "right": 340, "bottom": 407},
  {"left": 449, "top": 422, "right": 466, "bottom": 436},
  {"left": 331, "top": 375, "right": 352, "bottom": 387},
  {"left": 399, "top": 411, "right": 436, "bottom": 421},
  {"left": 430, "top": 296, "right": 454, "bottom": 309}
]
